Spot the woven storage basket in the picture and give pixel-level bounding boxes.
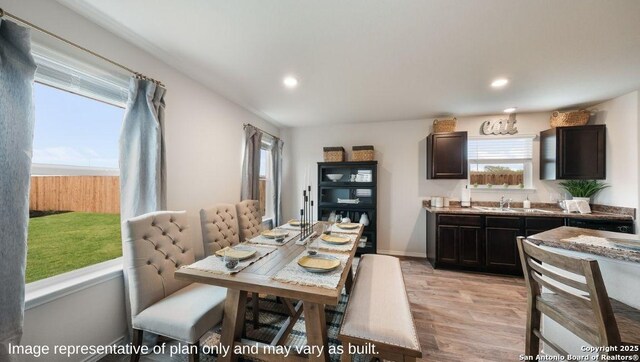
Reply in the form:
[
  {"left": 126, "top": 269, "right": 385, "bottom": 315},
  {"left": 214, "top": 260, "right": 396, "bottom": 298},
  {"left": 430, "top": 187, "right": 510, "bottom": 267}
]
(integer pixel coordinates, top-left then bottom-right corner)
[
  {"left": 323, "top": 147, "right": 345, "bottom": 162},
  {"left": 550, "top": 110, "right": 590, "bottom": 127},
  {"left": 433, "top": 118, "right": 457, "bottom": 133},
  {"left": 352, "top": 145, "right": 374, "bottom": 161}
]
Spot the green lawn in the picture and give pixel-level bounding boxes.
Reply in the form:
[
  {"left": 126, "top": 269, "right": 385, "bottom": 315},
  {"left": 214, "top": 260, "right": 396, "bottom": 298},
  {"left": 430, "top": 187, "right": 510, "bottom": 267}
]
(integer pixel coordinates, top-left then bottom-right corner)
[{"left": 27, "top": 212, "right": 122, "bottom": 283}]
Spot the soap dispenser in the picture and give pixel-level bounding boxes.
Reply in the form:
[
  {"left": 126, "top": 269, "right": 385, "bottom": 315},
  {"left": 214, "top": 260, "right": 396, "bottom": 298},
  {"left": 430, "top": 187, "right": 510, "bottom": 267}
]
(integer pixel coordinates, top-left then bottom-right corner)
[{"left": 523, "top": 195, "right": 531, "bottom": 209}]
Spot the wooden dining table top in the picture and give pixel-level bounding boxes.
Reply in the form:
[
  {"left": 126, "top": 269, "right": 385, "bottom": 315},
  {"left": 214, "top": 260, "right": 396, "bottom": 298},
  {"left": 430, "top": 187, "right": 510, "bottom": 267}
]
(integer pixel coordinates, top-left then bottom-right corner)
[{"left": 175, "top": 222, "right": 363, "bottom": 305}]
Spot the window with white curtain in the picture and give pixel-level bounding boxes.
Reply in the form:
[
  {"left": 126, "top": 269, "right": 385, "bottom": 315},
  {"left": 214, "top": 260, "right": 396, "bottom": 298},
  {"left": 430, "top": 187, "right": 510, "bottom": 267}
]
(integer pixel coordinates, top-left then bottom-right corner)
[{"left": 468, "top": 136, "right": 535, "bottom": 189}]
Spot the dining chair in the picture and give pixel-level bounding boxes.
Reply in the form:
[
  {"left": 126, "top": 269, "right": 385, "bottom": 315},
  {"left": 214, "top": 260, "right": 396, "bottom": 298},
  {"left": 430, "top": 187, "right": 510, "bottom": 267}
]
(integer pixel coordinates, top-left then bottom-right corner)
[
  {"left": 516, "top": 237, "right": 640, "bottom": 358},
  {"left": 236, "top": 199, "right": 263, "bottom": 242},
  {"left": 200, "top": 203, "right": 260, "bottom": 329},
  {"left": 123, "top": 210, "right": 228, "bottom": 362},
  {"left": 199, "top": 203, "right": 240, "bottom": 257}
]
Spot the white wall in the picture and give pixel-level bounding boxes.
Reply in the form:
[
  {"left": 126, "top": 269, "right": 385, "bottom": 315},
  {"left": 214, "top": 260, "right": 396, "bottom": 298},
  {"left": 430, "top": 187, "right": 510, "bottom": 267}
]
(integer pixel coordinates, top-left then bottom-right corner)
[
  {"left": 589, "top": 91, "right": 639, "bottom": 209},
  {"left": 282, "top": 96, "right": 640, "bottom": 256},
  {"left": 0, "top": 0, "right": 279, "bottom": 360},
  {"left": 282, "top": 112, "right": 564, "bottom": 257}
]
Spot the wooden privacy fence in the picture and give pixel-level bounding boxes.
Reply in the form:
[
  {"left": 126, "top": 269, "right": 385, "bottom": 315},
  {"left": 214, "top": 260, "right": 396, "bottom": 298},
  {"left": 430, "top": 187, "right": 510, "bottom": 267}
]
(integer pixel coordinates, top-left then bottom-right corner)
[
  {"left": 470, "top": 172, "right": 524, "bottom": 186},
  {"left": 29, "top": 176, "right": 120, "bottom": 214}
]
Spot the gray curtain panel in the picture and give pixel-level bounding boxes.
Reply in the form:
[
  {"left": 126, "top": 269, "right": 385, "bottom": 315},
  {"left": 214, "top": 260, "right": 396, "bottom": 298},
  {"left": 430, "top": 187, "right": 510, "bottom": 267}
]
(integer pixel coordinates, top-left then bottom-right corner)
[
  {"left": 270, "top": 138, "right": 284, "bottom": 225},
  {"left": 119, "top": 78, "right": 167, "bottom": 221},
  {"left": 118, "top": 77, "right": 166, "bottom": 343},
  {"left": 240, "top": 124, "right": 263, "bottom": 201},
  {"left": 0, "top": 19, "right": 37, "bottom": 361}
]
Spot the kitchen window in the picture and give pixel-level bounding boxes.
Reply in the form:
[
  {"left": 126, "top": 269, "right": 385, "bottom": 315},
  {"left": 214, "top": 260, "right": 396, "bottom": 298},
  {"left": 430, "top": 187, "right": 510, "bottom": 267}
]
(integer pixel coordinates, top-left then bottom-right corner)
[{"left": 468, "top": 136, "right": 534, "bottom": 189}]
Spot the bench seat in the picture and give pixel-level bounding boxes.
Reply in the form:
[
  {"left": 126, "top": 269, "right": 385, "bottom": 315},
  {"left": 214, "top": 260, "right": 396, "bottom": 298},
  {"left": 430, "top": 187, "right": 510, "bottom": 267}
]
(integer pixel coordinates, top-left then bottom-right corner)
[{"left": 339, "top": 254, "right": 422, "bottom": 361}]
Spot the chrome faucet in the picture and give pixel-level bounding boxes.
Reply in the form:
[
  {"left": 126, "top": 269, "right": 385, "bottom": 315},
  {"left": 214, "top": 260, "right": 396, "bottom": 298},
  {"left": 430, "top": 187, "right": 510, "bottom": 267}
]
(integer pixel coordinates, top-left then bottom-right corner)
[{"left": 499, "top": 195, "right": 512, "bottom": 210}]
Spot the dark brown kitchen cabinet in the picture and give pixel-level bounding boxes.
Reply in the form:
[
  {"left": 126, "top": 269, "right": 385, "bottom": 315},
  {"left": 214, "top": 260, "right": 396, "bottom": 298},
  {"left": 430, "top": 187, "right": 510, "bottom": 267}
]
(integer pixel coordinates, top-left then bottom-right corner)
[
  {"left": 485, "top": 216, "right": 522, "bottom": 274},
  {"left": 459, "top": 226, "right": 483, "bottom": 266},
  {"left": 540, "top": 125, "right": 606, "bottom": 180},
  {"left": 485, "top": 227, "right": 521, "bottom": 274},
  {"left": 433, "top": 214, "right": 483, "bottom": 269},
  {"left": 436, "top": 225, "right": 459, "bottom": 264},
  {"left": 426, "top": 131, "right": 468, "bottom": 179},
  {"left": 525, "top": 217, "right": 565, "bottom": 237},
  {"left": 428, "top": 211, "right": 633, "bottom": 275}
]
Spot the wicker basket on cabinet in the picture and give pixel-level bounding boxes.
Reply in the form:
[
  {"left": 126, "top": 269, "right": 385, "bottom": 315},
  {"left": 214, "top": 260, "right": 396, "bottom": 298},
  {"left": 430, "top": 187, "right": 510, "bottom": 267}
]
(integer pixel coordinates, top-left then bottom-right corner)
[
  {"left": 433, "top": 118, "right": 456, "bottom": 133},
  {"left": 550, "top": 110, "right": 591, "bottom": 127},
  {"left": 323, "top": 147, "right": 345, "bottom": 162},
  {"left": 352, "top": 145, "right": 374, "bottom": 161}
]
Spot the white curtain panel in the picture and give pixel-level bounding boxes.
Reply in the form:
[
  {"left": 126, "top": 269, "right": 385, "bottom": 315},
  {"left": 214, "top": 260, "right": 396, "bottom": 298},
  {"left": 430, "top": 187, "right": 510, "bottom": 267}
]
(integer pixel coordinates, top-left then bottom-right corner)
[
  {"left": 270, "top": 138, "right": 284, "bottom": 225},
  {"left": 0, "top": 19, "right": 37, "bottom": 361},
  {"left": 118, "top": 77, "right": 167, "bottom": 342},
  {"left": 241, "top": 124, "right": 263, "bottom": 201}
]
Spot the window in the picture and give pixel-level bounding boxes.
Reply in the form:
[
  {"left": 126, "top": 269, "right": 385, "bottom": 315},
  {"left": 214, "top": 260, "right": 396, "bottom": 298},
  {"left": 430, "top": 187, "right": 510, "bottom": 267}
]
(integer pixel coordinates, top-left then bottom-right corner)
[
  {"left": 259, "top": 140, "right": 272, "bottom": 219},
  {"left": 468, "top": 136, "right": 534, "bottom": 189},
  {"left": 27, "top": 51, "right": 127, "bottom": 283}
]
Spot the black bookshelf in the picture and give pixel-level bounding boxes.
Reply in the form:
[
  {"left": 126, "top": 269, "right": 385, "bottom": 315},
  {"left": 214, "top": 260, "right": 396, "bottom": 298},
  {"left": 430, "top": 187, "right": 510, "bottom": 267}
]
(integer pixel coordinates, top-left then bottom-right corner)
[{"left": 317, "top": 161, "right": 377, "bottom": 255}]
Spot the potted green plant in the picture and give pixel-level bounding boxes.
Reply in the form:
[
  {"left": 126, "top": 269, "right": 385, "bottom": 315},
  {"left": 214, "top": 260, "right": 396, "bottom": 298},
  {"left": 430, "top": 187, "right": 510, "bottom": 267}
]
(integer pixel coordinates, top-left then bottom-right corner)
[{"left": 558, "top": 180, "right": 609, "bottom": 203}]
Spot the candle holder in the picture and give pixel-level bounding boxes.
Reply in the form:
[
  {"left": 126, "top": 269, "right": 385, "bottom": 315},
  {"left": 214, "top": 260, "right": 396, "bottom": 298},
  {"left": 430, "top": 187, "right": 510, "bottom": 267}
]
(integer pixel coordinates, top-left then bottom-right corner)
[{"left": 299, "top": 185, "right": 316, "bottom": 243}]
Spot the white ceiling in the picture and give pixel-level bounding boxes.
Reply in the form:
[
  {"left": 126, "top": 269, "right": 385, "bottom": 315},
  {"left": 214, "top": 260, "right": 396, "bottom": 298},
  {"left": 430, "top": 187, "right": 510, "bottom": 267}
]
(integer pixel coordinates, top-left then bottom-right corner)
[{"left": 58, "top": 0, "right": 640, "bottom": 127}]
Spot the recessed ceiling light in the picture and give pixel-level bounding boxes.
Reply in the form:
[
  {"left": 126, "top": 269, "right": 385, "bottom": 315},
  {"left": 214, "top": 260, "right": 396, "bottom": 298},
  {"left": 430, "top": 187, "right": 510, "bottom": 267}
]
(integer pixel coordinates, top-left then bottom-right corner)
[
  {"left": 283, "top": 76, "right": 298, "bottom": 88},
  {"left": 504, "top": 107, "right": 517, "bottom": 113},
  {"left": 491, "top": 78, "right": 509, "bottom": 88}
]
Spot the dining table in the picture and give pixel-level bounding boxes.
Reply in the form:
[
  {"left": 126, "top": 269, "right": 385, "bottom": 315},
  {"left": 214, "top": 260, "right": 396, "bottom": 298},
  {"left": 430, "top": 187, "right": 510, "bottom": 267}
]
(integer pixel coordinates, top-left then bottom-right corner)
[{"left": 175, "top": 221, "right": 363, "bottom": 362}]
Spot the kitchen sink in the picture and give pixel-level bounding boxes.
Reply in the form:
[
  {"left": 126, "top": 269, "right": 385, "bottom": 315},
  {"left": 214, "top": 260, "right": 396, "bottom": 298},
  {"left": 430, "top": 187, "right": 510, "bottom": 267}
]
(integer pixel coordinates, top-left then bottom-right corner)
[
  {"left": 472, "top": 206, "right": 517, "bottom": 212},
  {"left": 472, "top": 206, "right": 555, "bottom": 214},
  {"left": 511, "top": 208, "right": 555, "bottom": 214}
]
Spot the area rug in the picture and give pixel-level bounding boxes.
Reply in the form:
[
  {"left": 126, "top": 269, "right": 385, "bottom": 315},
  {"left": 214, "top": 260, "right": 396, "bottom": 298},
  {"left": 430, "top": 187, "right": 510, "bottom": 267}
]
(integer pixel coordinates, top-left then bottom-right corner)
[{"left": 199, "top": 293, "right": 355, "bottom": 362}]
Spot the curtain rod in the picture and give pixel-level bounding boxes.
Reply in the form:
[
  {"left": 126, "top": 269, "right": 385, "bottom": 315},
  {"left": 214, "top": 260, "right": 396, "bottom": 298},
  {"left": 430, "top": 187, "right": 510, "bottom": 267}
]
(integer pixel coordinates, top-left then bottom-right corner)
[
  {"left": 0, "top": 7, "right": 165, "bottom": 88},
  {"left": 244, "top": 123, "right": 280, "bottom": 141}
]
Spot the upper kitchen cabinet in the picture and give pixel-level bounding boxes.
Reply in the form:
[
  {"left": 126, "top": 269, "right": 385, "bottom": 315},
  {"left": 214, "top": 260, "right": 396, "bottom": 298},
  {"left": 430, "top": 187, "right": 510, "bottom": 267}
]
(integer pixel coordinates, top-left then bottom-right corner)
[
  {"left": 540, "top": 125, "right": 606, "bottom": 180},
  {"left": 426, "top": 131, "right": 468, "bottom": 179}
]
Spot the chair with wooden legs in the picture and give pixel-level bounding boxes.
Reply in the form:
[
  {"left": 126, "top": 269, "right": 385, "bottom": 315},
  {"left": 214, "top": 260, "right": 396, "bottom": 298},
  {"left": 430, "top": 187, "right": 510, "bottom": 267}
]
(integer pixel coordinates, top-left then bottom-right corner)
[
  {"left": 516, "top": 237, "right": 640, "bottom": 358},
  {"left": 235, "top": 200, "right": 264, "bottom": 329},
  {"left": 123, "top": 211, "right": 228, "bottom": 362},
  {"left": 200, "top": 203, "right": 260, "bottom": 330}
]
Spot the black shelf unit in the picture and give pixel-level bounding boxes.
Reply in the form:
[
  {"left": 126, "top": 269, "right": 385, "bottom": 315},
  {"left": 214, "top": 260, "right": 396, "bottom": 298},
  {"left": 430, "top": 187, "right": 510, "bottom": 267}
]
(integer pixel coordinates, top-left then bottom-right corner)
[{"left": 317, "top": 161, "right": 377, "bottom": 255}]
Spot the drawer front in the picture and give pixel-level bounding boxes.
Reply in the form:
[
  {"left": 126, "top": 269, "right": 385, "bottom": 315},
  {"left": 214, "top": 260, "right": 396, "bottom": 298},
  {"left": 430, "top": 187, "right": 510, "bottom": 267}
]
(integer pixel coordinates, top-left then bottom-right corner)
[
  {"left": 485, "top": 216, "right": 522, "bottom": 228},
  {"left": 525, "top": 217, "right": 565, "bottom": 230},
  {"left": 438, "top": 214, "right": 482, "bottom": 227}
]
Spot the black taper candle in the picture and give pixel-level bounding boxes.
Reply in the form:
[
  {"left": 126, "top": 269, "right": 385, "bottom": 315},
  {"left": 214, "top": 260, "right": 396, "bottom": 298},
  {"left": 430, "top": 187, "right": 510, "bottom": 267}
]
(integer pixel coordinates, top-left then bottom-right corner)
[
  {"left": 303, "top": 190, "right": 307, "bottom": 237},
  {"left": 308, "top": 188, "right": 312, "bottom": 235},
  {"left": 304, "top": 195, "right": 309, "bottom": 237},
  {"left": 308, "top": 185, "right": 312, "bottom": 235},
  {"left": 300, "top": 208, "right": 304, "bottom": 239}
]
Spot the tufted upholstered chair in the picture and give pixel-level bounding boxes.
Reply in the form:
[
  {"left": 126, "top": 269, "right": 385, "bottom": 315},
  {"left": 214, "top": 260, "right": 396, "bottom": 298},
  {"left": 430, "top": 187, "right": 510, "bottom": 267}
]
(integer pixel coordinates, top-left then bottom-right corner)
[
  {"left": 123, "top": 210, "right": 227, "bottom": 362},
  {"left": 199, "top": 204, "right": 240, "bottom": 256},
  {"left": 200, "top": 203, "right": 261, "bottom": 329},
  {"left": 236, "top": 199, "right": 263, "bottom": 242}
]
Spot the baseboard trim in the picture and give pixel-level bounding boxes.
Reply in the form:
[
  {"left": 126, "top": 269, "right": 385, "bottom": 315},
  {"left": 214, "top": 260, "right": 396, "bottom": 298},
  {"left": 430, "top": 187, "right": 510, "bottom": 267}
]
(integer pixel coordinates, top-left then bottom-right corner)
[
  {"left": 378, "top": 249, "right": 427, "bottom": 258},
  {"left": 82, "top": 335, "right": 126, "bottom": 362}
]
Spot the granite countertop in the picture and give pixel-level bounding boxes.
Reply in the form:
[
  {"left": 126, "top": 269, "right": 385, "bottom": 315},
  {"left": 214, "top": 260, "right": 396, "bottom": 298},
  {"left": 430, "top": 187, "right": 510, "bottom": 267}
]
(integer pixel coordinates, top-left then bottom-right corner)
[
  {"left": 526, "top": 226, "right": 640, "bottom": 263},
  {"left": 422, "top": 200, "right": 635, "bottom": 221}
]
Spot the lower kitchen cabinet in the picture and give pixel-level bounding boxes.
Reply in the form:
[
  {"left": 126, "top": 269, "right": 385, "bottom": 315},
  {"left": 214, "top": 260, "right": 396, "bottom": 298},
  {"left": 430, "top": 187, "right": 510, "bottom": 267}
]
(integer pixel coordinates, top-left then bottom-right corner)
[
  {"left": 459, "top": 226, "right": 483, "bottom": 266},
  {"left": 431, "top": 215, "right": 483, "bottom": 269},
  {"left": 428, "top": 212, "right": 635, "bottom": 276},
  {"left": 525, "top": 217, "right": 565, "bottom": 237},
  {"left": 426, "top": 213, "right": 616, "bottom": 276},
  {"left": 485, "top": 227, "right": 521, "bottom": 274},
  {"left": 435, "top": 224, "right": 483, "bottom": 267},
  {"left": 484, "top": 216, "right": 522, "bottom": 274}
]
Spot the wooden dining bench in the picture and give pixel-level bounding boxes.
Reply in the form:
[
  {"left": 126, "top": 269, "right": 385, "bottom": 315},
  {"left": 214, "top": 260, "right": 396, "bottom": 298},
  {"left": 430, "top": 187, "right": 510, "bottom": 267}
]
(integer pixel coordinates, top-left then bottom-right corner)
[{"left": 338, "top": 254, "right": 422, "bottom": 362}]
